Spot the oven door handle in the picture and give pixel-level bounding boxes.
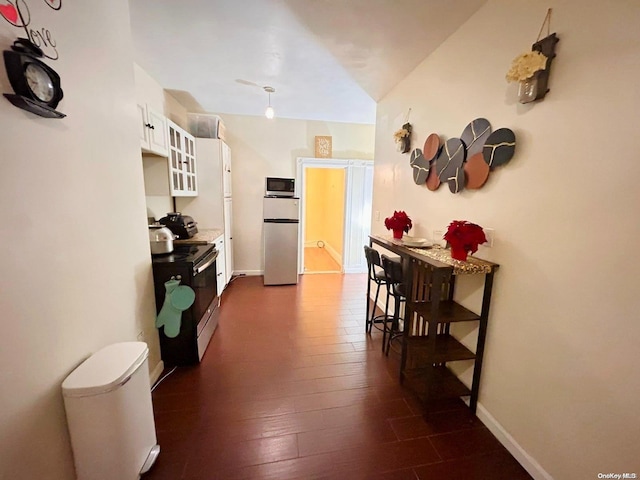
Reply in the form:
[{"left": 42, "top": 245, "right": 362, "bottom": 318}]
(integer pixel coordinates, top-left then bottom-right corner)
[{"left": 194, "top": 251, "right": 218, "bottom": 275}]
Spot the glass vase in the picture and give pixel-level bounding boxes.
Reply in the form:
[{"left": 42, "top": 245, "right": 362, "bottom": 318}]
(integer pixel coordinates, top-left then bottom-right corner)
[
  {"left": 518, "top": 75, "right": 538, "bottom": 104},
  {"left": 392, "top": 229, "right": 404, "bottom": 239}
]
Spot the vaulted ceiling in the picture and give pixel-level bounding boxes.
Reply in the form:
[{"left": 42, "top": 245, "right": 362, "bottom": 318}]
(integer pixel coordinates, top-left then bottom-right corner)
[{"left": 129, "top": 0, "right": 487, "bottom": 124}]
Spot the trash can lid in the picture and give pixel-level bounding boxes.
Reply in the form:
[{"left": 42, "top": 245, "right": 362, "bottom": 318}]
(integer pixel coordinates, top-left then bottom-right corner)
[{"left": 62, "top": 342, "right": 149, "bottom": 398}]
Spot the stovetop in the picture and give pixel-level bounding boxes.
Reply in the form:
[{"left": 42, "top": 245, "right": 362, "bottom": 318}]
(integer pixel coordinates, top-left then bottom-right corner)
[{"left": 151, "top": 244, "right": 215, "bottom": 265}]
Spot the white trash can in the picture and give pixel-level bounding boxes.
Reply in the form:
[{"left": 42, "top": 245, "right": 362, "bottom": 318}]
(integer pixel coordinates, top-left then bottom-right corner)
[{"left": 62, "top": 342, "right": 160, "bottom": 480}]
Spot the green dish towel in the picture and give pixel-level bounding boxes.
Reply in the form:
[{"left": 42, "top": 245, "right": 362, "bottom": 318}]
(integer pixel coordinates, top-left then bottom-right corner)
[{"left": 155, "top": 278, "right": 195, "bottom": 338}]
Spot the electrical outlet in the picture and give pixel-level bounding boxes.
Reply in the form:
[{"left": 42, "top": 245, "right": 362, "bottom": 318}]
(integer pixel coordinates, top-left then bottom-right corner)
[
  {"left": 375, "top": 210, "right": 380, "bottom": 221},
  {"left": 483, "top": 228, "right": 495, "bottom": 248}
]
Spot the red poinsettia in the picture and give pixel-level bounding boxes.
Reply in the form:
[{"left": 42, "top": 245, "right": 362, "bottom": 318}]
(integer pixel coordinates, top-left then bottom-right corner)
[
  {"left": 384, "top": 211, "right": 413, "bottom": 233},
  {"left": 443, "top": 220, "right": 487, "bottom": 259}
]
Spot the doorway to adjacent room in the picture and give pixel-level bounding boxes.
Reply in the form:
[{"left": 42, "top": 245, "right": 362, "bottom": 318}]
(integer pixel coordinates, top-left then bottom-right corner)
[
  {"left": 303, "top": 167, "right": 345, "bottom": 274},
  {"left": 296, "top": 157, "right": 374, "bottom": 275}
]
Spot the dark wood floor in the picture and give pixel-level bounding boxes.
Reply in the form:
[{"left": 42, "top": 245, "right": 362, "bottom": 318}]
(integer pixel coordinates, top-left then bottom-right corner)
[{"left": 144, "top": 274, "right": 532, "bottom": 480}]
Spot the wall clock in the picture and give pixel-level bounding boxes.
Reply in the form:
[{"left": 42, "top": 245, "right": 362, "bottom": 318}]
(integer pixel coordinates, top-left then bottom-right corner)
[{"left": 3, "top": 38, "right": 65, "bottom": 118}]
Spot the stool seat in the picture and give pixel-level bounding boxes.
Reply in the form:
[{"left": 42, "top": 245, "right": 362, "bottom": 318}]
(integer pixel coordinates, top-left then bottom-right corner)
[
  {"left": 381, "top": 254, "right": 406, "bottom": 355},
  {"left": 392, "top": 283, "right": 406, "bottom": 297},
  {"left": 364, "top": 246, "right": 397, "bottom": 335}
]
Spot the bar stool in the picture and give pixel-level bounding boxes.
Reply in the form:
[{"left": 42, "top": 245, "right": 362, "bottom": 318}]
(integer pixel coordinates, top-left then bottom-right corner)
[
  {"left": 364, "top": 245, "right": 390, "bottom": 334},
  {"left": 381, "top": 254, "right": 406, "bottom": 355}
]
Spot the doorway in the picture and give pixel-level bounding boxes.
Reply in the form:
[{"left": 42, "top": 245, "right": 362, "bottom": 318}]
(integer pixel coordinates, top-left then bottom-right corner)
[
  {"left": 296, "top": 157, "right": 374, "bottom": 275},
  {"left": 303, "top": 167, "right": 346, "bottom": 274}
]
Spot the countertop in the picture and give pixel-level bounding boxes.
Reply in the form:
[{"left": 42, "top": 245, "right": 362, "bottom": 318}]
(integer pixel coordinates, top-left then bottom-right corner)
[{"left": 174, "top": 228, "right": 224, "bottom": 245}]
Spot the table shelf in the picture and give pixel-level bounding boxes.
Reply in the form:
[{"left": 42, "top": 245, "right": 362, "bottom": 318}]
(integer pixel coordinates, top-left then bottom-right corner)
[
  {"left": 403, "top": 365, "right": 471, "bottom": 401},
  {"left": 368, "top": 235, "right": 498, "bottom": 413}
]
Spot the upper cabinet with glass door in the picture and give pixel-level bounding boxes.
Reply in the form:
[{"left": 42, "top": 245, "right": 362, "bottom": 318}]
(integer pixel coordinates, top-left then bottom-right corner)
[{"left": 167, "top": 120, "right": 198, "bottom": 197}]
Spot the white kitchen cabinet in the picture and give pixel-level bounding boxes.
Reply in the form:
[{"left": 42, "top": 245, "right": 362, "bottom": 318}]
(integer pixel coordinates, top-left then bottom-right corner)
[
  {"left": 138, "top": 103, "right": 168, "bottom": 157},
  {"left": 167, "top": 120, "right": 197, "bottom": 197},
  {"left": 175, "top": 137, "right": 233, "bottom": 284},
  {"left": 213, "top": 235, "right": 227, "bottom": 295},
  {"left": 223, "top": 197, "right": 233, "bottom": 285},
  {"left": 222, "top": 141, "right": 232, "bottom": 197}
]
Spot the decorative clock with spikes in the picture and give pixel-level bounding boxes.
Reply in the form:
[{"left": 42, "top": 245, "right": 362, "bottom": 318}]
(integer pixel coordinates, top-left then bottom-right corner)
[{"left": 3, "top": 37, "right": 65, "bottom": 118}]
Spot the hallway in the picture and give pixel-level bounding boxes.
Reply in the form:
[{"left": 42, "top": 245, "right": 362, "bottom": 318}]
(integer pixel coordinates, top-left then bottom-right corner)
[{"left": 145, "top": 274, "right": 531, "bottom": 479}]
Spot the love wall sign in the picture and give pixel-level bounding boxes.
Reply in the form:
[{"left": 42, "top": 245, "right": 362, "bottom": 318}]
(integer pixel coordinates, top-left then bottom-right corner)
[
  {"left": 409, "top": 118, "right": 516, "bottom": 194},
  {"left": 1, "top": 0, "right": 62, "bottom": 60}
]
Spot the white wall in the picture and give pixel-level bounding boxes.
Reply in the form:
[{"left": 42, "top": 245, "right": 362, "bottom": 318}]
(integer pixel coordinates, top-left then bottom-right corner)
[
  {"left": 372, "top": 1, "right": 640, "bottom": 478},
  {"left": 216, "top": 114, "right": 375, "bottom": 274},
  {"left": 0, "top": 3, "right": 158, "bottom": 479}
]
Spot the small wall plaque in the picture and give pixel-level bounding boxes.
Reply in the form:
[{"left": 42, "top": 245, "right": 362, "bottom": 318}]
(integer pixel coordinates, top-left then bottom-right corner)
[{"left": 315, "top": 136, "right": 332, "bottom": 158}]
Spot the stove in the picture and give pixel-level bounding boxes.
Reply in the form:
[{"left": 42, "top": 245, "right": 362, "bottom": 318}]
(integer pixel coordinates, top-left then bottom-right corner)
[
  {"left": 151, "top": 244, "right": 213, "bottom": 267},
  {"left": 151, "top": 244, "right": 219, "bottom": 366}
]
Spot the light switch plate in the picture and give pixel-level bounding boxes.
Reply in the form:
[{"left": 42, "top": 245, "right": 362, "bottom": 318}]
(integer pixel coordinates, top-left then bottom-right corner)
[{"left": 483, "top": 228, "right": 495, "bottom": 248}]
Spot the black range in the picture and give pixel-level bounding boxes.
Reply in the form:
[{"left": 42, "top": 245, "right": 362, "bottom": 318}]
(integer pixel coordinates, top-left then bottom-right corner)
[{"left": 151, "top": 244, "right": 219, "bottom": 366}]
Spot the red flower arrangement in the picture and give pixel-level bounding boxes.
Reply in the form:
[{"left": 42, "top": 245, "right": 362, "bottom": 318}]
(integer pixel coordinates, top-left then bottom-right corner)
[
  {"left": 385, "top": 211, "right": 412, "bottom": 239},
  {"left": 443, "top": 220, "right": 487, "bottom": 261}
]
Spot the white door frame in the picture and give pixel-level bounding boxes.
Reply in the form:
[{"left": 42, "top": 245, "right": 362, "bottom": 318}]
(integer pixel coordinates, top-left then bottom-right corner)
[{"left": 296, "top": 157, "right": 374, "bottom": 275}]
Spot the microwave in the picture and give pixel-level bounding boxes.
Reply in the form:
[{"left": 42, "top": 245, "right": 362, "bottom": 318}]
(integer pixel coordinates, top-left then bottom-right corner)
[{"left": 265, "top": 177, "right": 295, "bottom": 197}]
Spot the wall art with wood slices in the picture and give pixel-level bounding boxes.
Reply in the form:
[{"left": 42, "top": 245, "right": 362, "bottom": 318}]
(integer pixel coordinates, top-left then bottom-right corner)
[{"left": 409, "top": 117, "right": 516, "bottom": 194}]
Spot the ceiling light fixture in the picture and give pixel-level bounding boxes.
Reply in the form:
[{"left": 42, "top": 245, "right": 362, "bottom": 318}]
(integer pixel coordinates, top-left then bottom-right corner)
[{"left": 264, "top": 86, "right": 275, "bottom": 119}]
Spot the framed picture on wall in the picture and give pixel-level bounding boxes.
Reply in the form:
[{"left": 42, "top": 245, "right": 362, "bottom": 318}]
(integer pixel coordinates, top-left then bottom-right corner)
[{"left": 315, "top": 136, "right": 332, "bottom": 158}]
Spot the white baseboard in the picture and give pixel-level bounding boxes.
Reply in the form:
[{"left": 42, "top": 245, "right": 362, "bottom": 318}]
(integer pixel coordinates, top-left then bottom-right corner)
[
  {"left": 149, "top": 360, "right": 164, "bottom": 386},
  {"left": 466, "top": 399, "right": 553, "bottom": 480},
  {"left": 324, "top": 242, "right": 343, "bottom": 267},
  {"left": 343, "top": 266, "right": 366, "bottom": 274}
]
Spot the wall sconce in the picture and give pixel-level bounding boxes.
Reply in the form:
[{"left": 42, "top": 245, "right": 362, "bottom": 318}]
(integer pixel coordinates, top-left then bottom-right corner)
[
  {"left": 506, "top": 9, "right": 559, "bottom": 104},
  {"left": 263, "top": 86, "right": 275, "bottom": 119},
  {"left": 526, "top": 32, "right": 559, "bottom": 103}
]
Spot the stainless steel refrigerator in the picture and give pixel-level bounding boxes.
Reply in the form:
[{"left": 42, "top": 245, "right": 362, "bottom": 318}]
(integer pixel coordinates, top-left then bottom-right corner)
[{"left": 263, "top": 196, "right": 299, "bottom": 285}]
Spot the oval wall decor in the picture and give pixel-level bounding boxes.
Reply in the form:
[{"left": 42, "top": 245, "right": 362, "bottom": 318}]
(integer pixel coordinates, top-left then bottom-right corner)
[
  {"left": 447, "top": 166, "right": 466, "bottom": 194},
  {"left": 409, "top": 148, "right": 430, "bottom": 185},
  {"left": 411, "top": 119, "right": 516, "bottom": 194},
  {"left": 482, "top": 128, "right": 516, "bottom": 168},
  {"left": 423, "top": 133, "right": 441, "bottom": 162},
  {"left": 426, "top": 159, "right": 441, "bottom": 191},
  {"left": 436, "top": 138, "right": 465, "bottom": 181},
  {"left": 460, "top": 118, "right": 492, "bottom": 158},
  {"left": 464, "top": 152, "right": 490, "bottom": 189}
]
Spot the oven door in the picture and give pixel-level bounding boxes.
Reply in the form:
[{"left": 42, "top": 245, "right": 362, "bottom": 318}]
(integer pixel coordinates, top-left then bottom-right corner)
[
  {"left": 191, "top": 249, "right": 219, "bottom": 360},
  {"left": 191, "top": 249, "right": 218, "bottom": 334}
]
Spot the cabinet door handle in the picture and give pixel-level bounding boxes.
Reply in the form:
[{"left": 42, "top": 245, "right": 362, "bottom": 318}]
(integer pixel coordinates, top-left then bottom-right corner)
[
  {"left": 149, "top": 125, "right": 155, "bottom": 130},
  {"left": 145, "top": 123, "right": 152, "bottom": 128}
]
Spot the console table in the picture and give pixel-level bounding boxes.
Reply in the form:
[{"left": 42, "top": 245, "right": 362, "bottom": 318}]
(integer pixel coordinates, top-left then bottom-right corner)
[{"left": 368, "top": 235, "right": 499, "bottom": 413}]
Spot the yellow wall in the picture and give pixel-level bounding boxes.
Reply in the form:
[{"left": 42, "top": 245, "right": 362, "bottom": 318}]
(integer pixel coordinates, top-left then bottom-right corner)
[
  {"left": 324, "top": 168, "right": 345, "bottom": 256},
  {"left": 304, "top": 168, "right": 325, "bottom": 243},
  {"left": 304, "top": 168, "right": 346, "bottom": 259}
]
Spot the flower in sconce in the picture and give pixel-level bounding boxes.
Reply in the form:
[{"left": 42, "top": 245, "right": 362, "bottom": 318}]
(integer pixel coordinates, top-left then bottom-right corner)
[
  {"left": 393, "top": 122, "right": 412, "bottom": 154},
  {"left": 384, "top": 211, "right": 412, "bottom": 239},
  {"left": 443, "top": 220, "right": 487, "bottom": 261},
  {"left": 505, "top": 50, "right": 548, "bottom": 83}
]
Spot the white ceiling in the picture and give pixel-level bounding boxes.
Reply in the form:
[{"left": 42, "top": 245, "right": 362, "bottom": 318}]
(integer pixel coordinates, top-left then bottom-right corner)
[{"left": 129, "top": 0, "right": 486, "bottom": 124}]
